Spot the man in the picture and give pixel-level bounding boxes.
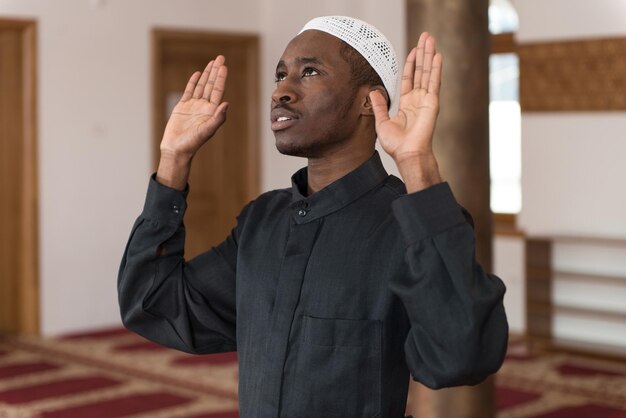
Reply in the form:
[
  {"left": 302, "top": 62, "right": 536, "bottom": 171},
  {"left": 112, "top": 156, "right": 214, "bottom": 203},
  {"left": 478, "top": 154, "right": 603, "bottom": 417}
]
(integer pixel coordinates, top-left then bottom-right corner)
[{"left": 118, "top": 16, "right": 508, "bottom": 418}]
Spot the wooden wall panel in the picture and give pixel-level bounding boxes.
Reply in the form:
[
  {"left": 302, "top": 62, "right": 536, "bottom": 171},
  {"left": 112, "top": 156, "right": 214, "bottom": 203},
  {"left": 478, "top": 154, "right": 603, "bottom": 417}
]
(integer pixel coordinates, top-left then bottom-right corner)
[
  {"left": 0, "top": 19, "right": 38, "bottom": 335},
  {"left": 0, "top": 26, "right": 24, "bottom": 334},
  {"left": 152, "top": 30, "right": 259, "bottom": 260},
  {"left": 519, "top": 37, "right": 626, "bottom": 111},
  {"left": 525, "top": 239, "right": 552, "bottom": 342}
]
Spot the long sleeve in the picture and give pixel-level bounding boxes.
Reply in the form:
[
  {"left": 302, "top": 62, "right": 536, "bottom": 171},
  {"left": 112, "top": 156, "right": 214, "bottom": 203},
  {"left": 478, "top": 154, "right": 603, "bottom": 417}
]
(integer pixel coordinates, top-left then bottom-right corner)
[
  {"left": 390, "top": 182, "right": 508, "bottom": 389},
  {"left": 117, "top": 175, "right": 243, "bottom": 354}
]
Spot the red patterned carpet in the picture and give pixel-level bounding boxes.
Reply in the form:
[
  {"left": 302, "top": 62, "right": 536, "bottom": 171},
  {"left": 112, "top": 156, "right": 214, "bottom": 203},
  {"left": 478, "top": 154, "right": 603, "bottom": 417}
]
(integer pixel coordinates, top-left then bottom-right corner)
[
  {"left": 496, "top": 341, "right": 626, "bottom": 417},
  {"left": 0, "top": 328, "right": 239, "bottom": 417},
  {"left": 0, "top": 329, "right": 624, "bottom": 417}
]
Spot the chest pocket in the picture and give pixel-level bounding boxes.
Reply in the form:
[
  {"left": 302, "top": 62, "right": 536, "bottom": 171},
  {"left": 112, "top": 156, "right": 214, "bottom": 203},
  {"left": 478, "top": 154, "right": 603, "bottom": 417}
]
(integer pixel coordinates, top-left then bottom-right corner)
[{"left": 293, "top": 315, "right": 382, "bottom": 418}]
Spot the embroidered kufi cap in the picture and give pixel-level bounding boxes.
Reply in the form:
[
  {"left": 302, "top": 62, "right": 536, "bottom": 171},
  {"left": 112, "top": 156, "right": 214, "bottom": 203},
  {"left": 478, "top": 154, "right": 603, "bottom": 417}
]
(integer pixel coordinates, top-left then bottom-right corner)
[{"left": 299, "top": 16, "right": 400, "bottom": 105}]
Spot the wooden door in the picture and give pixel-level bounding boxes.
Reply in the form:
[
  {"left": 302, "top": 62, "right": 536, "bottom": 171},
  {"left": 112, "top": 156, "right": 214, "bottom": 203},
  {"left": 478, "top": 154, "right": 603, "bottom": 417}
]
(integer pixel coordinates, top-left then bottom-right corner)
[
  {"left": 0, "top": 19, "right": 38, "bottom": 335},
  {"left": 153, "top": 30, "right": 259, "bottom": 259}
]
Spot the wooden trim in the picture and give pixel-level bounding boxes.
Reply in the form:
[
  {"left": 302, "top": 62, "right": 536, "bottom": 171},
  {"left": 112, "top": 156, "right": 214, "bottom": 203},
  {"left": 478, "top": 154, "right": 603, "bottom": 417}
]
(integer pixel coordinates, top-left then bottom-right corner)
[
  {"left": 151, "top": 27, "right": 257, "bottom": 43},
  {"left": 555, "top": 305, "right": 626, "bottom": 323},
  {"left": 0, "top": 18, "right": 35, "bottom": 29},
  {"left": 21, "top": 21, "right": 39, "bottom": 335},
  {"left": 0, "top": 18, "right": 39, "bottom": 335},
  {"left": 526, "top": 266, "right": 551, "bottom": 281},
  {"left": 493, "top": 213, "right": 516, "bottom": 226},
  {"left": 527, "top": 302, "right": 552, "bottom": 315},
  {"left": 531, "top": 234, "right": 626, "bottom": 248},
  {"left": 551, "top": 338, "right": 626, "bottom": 362},
  {"left": 493, "top": 213, "right": 524, "bottom": 237},
  {"left": 525, "top": 234, "right": 626, "bottom": 360},
  {"left": 151, "top": 31, "right": 161, "bottom": 172},
  {"left": 491, "top": 33, "right": 516, "bottom": 54},
  {"left": 243, "top": 36, "right": 260, "bottom": 203},
  {"left": 525, "top": 239, "right": 553, "bottom": 340},
  {"left": 555, "top": 270, "right": 626, "bottom": 287}
]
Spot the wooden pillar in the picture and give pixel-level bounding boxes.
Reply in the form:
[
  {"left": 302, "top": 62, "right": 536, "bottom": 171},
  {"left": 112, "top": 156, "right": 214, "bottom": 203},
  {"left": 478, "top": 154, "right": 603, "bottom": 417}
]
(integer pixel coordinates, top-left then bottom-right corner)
[{"left": 405, "top": 1, "right": 495, "bottom": 417}]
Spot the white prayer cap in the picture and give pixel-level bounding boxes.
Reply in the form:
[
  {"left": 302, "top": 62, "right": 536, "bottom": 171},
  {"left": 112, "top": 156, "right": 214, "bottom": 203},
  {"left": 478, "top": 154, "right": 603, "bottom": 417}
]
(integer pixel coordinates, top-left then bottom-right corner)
[{"left": 299, "top": 16, "right": 399, "bottom": 105}]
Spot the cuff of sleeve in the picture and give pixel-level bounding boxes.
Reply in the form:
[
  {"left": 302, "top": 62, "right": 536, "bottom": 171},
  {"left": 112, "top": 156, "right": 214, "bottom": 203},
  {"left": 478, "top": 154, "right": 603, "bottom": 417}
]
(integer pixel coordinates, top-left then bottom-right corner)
[
  {"left": 141, "top": 173, "right": 189, "bottom": 223},
  {"left": 392, "top": 182, "right": 466, "bottom": 244}
]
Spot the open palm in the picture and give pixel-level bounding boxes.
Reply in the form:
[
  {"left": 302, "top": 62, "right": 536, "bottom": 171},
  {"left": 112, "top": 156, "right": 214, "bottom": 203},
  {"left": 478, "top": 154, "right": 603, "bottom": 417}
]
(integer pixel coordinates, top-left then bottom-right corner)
[
  {"left": 160, "top": 56, "right": 229, "bottom": 159},
  {"left": 370, "top": 33, "right": 442, "bottom": 163}
]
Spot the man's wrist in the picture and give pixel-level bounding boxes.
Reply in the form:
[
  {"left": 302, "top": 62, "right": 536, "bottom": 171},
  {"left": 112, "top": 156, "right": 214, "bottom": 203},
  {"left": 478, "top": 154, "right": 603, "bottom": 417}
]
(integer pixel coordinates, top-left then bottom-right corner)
[
  {"left": 395, "top": 153, "right": 442, "bottom": 193},
  {"left": 156, "top": 151, "right": 193, "bottom": 191}
]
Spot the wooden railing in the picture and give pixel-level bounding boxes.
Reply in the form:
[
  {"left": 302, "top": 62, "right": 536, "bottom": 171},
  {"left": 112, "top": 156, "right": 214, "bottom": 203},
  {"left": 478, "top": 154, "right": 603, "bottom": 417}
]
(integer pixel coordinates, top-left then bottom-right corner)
[{"left": 526, "top": 235, "right": 626, "bottom": 359}]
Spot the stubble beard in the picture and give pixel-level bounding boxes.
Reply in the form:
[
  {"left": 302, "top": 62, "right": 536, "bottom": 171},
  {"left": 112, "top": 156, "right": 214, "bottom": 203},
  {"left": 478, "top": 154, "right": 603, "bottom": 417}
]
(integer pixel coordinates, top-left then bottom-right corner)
[
  {"left": 275, "top": 128, "right": 338, "bottom": 159},
  {"left": 274, "top": 87, "right": 359, "bottom": 159}
]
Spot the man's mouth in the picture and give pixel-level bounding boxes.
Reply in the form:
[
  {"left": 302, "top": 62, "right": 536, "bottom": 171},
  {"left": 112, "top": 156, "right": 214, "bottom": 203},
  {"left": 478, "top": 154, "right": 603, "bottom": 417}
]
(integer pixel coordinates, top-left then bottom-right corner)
[{"left": 271, "top": 110, "right": 299, "bottom": 131}]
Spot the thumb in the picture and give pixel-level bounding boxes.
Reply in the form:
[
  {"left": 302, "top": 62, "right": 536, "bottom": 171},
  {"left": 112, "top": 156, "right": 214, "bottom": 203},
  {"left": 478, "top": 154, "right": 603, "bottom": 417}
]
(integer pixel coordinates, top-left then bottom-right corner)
[
  {"left": 198, "top": 102, "right": 229, "bottom": 140},
  {"left": 369, "top": 90, "right": 390, "bottom": 128},
  {"left": 210, "top": 102, "right": 229, "bottom": 130},
  {"left": 214, "top": 101, "right": 229, "bottom": 124}
]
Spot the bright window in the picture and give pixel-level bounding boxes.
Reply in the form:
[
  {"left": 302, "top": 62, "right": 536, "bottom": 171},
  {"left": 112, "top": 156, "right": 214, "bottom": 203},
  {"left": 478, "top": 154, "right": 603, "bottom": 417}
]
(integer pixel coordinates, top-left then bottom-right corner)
[
  {"left": 489, "top": 0, "right": 520, "bottom": 214},
  {"left": 489, "top": 0, "right": 519, "bottom": 34}
]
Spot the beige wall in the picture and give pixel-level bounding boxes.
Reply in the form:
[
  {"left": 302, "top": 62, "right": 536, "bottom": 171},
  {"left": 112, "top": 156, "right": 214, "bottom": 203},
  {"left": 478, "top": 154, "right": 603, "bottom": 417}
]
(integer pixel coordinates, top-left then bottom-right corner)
[
  {"left": 498, "top": 0, "right": 626, "bottom": 344},
  {"left": 5, "top": 0, "right": 623, "bottom": 342},
  {"left": 514, "top": 0, "right": 626, "bottom": 43},
  {"left": 514, "top": 0, "right": 626, "bottom": 238},
  {"left": 1, "top": 0, "right": 405, "bottom": 336},
  {"left": 1, "top": 0, "right": 263, "bottom": 336}
]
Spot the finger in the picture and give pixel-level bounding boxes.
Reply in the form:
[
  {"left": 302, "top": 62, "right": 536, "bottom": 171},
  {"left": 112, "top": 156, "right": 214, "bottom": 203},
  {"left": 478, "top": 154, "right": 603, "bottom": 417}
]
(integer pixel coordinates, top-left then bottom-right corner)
[
  {"left": 193, "top": 61, "right": 214, "bottom": 99},
  {"left": 369, "top": 90, "right": 391, "bottom": 128},
  {"left": 203, "top": 55, "right": 225, "bottom": 101},
  {"left": 181, "top": 71, "right": 202, "bottom": 102},
  {"left": 400, "top": 47, "right": 417, "bottom": 96},
  {"left": 413, "top": 32, "right": 428, "bottom": 89},
  {"left": 209, "top": 65, "right": 228, "bottom": 106},
  {"left": 428, "top": 52, "right": 443, "bottom": 95},
  {"left": 420, "top": 36, "right": 436, "bottom": 90}
]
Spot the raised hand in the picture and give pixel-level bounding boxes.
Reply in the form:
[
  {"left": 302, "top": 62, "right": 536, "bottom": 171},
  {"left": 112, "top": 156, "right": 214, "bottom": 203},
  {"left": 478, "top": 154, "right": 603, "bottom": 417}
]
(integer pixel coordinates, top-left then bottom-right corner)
[
  {"left": 157, "top": 56, "right": 228, "bottom": 190},
  {"left": 161, "top": 56, "right": 229, "bottom": 159},
  {"left": 370, "top": 33, "right": 443, "bottom": 192}
]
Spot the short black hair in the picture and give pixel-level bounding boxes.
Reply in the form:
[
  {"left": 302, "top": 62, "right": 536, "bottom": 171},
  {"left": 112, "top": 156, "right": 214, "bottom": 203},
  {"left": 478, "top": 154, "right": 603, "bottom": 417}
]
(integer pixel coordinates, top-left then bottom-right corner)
[{"left": 338, "top": 40, "right": 390, "bottom": 108}]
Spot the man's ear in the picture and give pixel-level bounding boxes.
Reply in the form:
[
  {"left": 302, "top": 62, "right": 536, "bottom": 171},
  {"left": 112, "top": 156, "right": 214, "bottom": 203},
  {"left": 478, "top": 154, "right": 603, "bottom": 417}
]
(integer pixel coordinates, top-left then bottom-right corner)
[{"left": 361, "top": 86, "right": 389, "bottom": 116}]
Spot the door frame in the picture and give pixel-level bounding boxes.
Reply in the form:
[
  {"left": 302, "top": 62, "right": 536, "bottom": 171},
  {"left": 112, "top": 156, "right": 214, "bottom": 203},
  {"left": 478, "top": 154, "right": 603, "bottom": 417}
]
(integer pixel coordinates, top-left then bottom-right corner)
[
  {"left": 151, "top": 28, "right": 260, "bottom": 201},
  {"left": 0, "top": 18, "right": 39, "bottom": 335}
]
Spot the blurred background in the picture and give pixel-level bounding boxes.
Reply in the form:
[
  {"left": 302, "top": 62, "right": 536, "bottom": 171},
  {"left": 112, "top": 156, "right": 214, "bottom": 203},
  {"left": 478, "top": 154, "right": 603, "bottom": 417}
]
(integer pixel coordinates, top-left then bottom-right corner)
[{"left": 1, "top": 0, "right": 625, "bottom": 417}]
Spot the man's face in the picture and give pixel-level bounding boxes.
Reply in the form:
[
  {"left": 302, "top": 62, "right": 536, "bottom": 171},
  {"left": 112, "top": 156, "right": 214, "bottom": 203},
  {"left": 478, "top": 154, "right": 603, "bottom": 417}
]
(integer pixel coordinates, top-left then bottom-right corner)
[{"left": 271, "top": 30, "right": 364, "bottom": 158}]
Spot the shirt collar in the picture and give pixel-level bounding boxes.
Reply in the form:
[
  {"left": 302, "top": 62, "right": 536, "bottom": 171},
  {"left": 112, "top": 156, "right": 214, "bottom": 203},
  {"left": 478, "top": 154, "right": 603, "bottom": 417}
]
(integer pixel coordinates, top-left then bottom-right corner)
[{"left": 289, "top": 151, "right": 389, "bottom": 223}]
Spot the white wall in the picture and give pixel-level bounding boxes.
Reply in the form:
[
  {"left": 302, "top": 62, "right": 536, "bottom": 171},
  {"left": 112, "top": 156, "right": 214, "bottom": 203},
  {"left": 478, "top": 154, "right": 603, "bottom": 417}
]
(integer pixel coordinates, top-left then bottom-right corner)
[
  {"left": 493, "top": 236, "right": 526, "bottom": 333},
  {"left": 520, "top": 114, "right": 626, "bottom": 238},
  {"left": 510, "top": 0, "right": 626, "bottom": 347},
  {"left": 514, "top": 0, "right": 626, "bottom": 239},
  {"left": 513, "top": 0, "right": 626, "bottom": 237},
  {"left": 0, "top": 0, "right": 406, "bottom": 336},
  {"left": 514, "top": 0, "right": 626, "bottom": 43},
  {"left": 9, "top": 0, "right": 621, "bottom": 342},
  {"left": 1, "top": 0, "right": 260, "bottom": 336}
]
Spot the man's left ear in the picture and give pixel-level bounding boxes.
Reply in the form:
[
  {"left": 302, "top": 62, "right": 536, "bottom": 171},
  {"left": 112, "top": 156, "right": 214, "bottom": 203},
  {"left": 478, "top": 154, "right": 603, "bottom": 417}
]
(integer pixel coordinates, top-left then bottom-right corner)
[{"left": 361, "top": 86, "right": 388, "bottom": 116}]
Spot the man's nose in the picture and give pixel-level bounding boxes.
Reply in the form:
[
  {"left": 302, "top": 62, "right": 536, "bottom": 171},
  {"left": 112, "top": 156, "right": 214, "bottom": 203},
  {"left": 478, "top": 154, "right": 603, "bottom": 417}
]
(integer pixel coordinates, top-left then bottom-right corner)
[{"left": 271, "top": 81, "right": 297, "bottom": 104}]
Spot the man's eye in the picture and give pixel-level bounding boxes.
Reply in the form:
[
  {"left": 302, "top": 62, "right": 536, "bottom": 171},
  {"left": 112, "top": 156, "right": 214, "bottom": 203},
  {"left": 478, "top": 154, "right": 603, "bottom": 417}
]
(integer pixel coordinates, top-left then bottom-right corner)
[
  {"left": 302, "top": 68, "right": 319, "bottom": 77},
  {"left": 275, "top": 72, "right": 286, "bottom": 82}
]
